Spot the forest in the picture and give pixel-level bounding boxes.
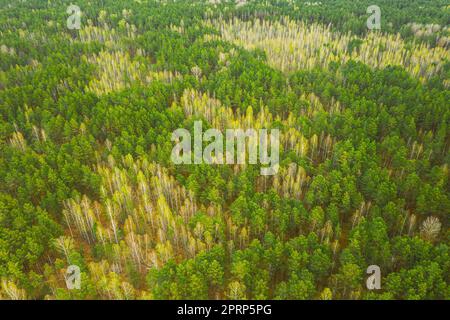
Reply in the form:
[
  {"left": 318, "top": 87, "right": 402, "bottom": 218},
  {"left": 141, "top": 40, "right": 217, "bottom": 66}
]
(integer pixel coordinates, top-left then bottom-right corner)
[{"left": 0, "top": 0, "right": 448, "bottom": 300}]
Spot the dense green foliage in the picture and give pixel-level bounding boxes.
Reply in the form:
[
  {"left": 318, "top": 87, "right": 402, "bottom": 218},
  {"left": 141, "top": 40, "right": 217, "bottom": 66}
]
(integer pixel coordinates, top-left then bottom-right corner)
[{"left": 0, "top": 0, "right": 448, "bottom": 300}]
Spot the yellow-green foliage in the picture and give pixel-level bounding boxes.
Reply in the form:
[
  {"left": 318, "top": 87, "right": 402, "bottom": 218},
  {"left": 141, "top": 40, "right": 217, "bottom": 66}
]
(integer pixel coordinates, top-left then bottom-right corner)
[{"left": 206, "top": 17, "right": 450, "bottom": 81}]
